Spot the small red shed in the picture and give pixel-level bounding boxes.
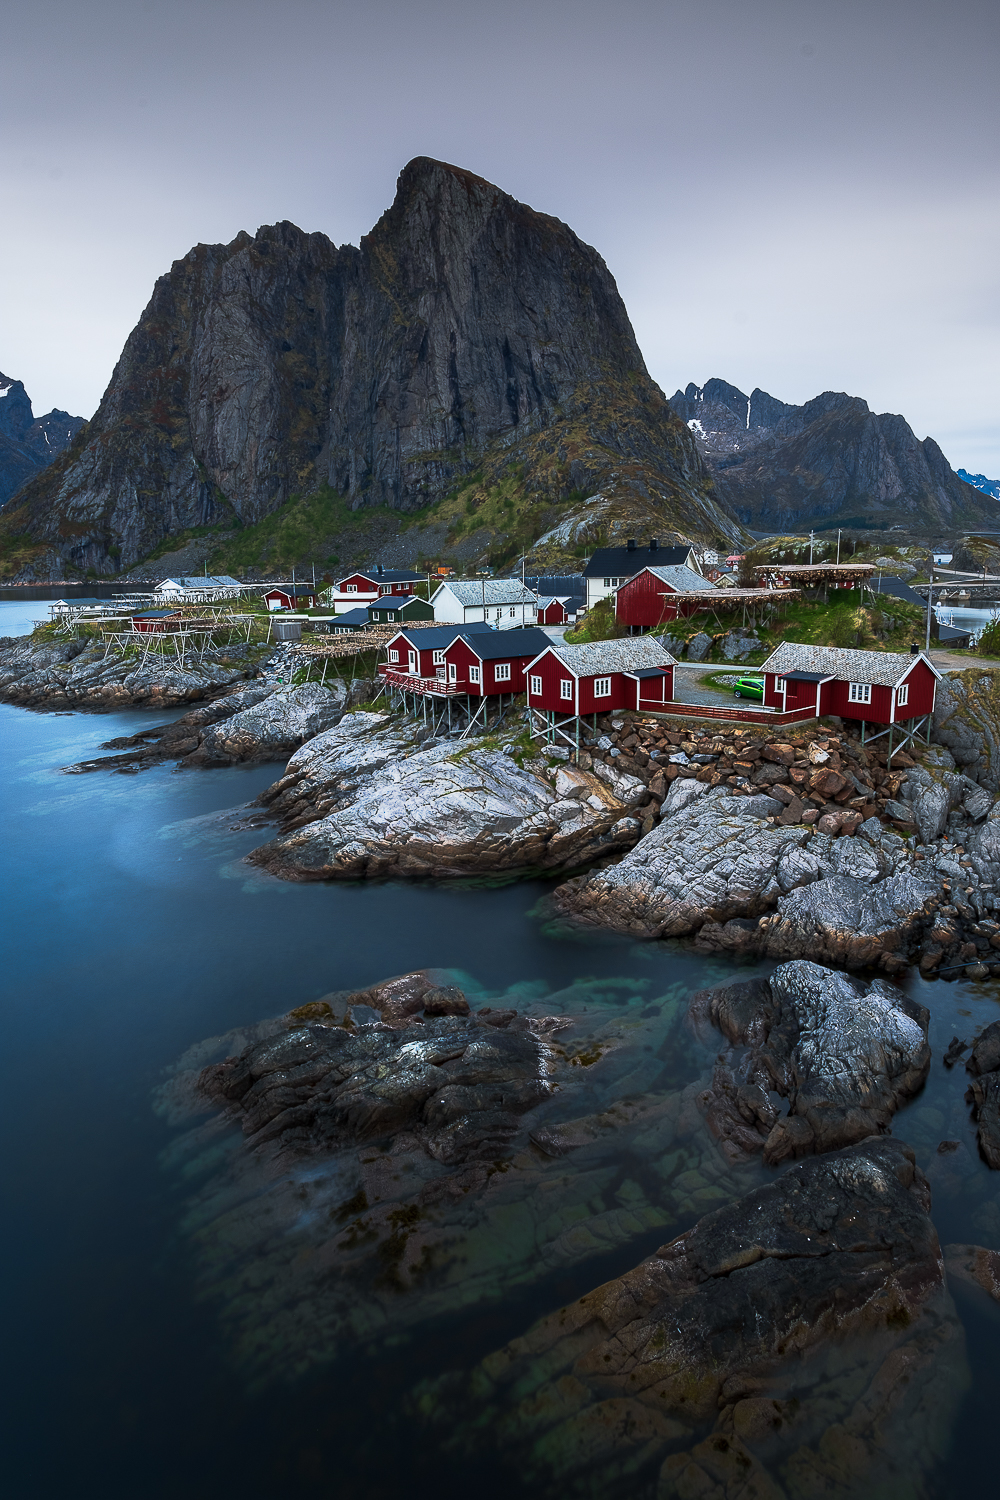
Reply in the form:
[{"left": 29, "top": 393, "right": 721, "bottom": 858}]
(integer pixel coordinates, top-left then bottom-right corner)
[
  {"left": 759, "top": 643, "right": 941, "bottom": 726},
  {"left": 614, "top": 564, "right": 718, "bottom": 631},
  {"left": 382, "top": 623, "right": 495, "bottom": 681},
  {"left": 265, "top": 584, "right": 318, "bottom": 611},
  {"left": 535, "top": 596, "right": 573, "bottom": 625},
  {"left": 525, "top": 638, "right": 677, "bottom": 717}
]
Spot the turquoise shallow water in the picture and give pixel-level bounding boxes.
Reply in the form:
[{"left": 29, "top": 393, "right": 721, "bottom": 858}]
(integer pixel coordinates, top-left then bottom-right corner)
[{"left": 2, "top": 598, "right": 999, "bottom": 1500}]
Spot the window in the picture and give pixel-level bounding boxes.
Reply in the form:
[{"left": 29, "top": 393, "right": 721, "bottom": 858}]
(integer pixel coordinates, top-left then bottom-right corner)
[
  {"left": 848, "top": 682, "right": 872, "bottom": 704},
  {"left": 896, "top": 683, "right": 909, "bottom": 708},
  {"left": 529, "top": 674, "right": 542, "bottom": 696},
  {"left": 509, "top": 607, "right": 516, "bottom": 617},
  {"left": 603, "top": 577, "right": 611, "bottom": 587},
  {"left": 594, "top": 676, "right": 612, "bottom": 698},
  {"left": 494, "top": 663, "right": 511, "bottom": 682},
  {"left": 469, "top": 666, "right": 481, "bottom": 684},
  {"left": 346, "top": 584, "right": 358, "bottom": 593},
  {"left": 389, "top": 649, "right": 398, "bottom": 662},
  {"left": 432, "top": 649, "right": 445, "bottom": 665},
  {"left": 560, "top": 678, "right": 573, "bottom": 700},
  {"left": 408, "top": 652, "right": 417, "bottom": 673}
]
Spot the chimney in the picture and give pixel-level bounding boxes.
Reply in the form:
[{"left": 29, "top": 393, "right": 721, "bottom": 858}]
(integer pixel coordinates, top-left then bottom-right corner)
[
  {"left": 649, "top": 538, "right": 658, "bottom": 552},
  {"left": 377, "top": 563, "right": 384, "bottom": 574},
  {"left": 627, "top": 538, "right": 636, "bottom": 552}
]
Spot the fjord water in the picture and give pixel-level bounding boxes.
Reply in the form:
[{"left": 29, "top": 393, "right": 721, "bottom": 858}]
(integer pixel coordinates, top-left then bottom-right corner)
[{"left": 1, "top": 600, "right": 998, "bottom": 1500}]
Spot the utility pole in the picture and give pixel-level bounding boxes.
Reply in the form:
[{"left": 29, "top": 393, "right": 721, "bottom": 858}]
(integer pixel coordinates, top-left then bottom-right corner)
[
  {"left": 836, "top": 529, "right": 841, "bottom": 565},
  {"left": 809, "top": 530, "right": 815, "bottom": 566},
  {"left": 924, "top": 552, "right": 934, "bottom": 653}
]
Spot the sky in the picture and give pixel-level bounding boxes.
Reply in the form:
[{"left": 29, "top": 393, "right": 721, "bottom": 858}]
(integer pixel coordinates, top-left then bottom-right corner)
[{"left": 2, "top": 0, "right": 998, "bottom": 475}]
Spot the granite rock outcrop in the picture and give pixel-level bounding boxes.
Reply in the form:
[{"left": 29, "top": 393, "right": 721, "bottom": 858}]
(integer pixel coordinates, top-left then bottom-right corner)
[
  {"left": 0, "top": 370, "right": 84, "bottom": 505},
  {"left": 690, "top": 960, "right": 930, "bottom": 1164},
  {"left": 247, "top": 713, "right": 648, "bottom": 879},
  {"left": 0, "top": 633, "right": 252, "bottom": 711}
]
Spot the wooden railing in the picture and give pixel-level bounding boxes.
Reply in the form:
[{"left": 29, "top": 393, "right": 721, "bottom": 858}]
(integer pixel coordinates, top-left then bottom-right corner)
[
  {"left": 658, "top": 701, "right": 819, "bottom": 725},
  {"left": 378, "top": 665, "right": 466, "bottom": 697}
]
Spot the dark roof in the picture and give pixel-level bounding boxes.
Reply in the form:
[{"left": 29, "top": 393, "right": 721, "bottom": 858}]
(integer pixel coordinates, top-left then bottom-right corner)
[
  {"left": 583, "top": 544, "right": 692, "bottom": 579},
  {"left": 132, "top": 609, "right": 176, "bottom": 619},
  {"left": 866, "top": 575, "right": 925, "bottom": 607},
  {"left": 627, "top": 666, "right": 672, "bottom": 678},
  {"left": 368, "top": 595, "right": 424, "bottom": 610},
  {"left": 525, "top": 574, "right": 586, "bottom": 600},
  {"left": 333, "top": 608, "right": 370, "bottom": 626},
  {"left": 455, "top": 627, "right": 553, "bottom": 661},
  {"left": 778, "top": 670, "right": 832, "bottom": 682},
  {"left": 392, "top": 623, "right": 495, "bottom": 649},
  {"left": 345, "top": 567, "right": 424, "bottom": 583}
]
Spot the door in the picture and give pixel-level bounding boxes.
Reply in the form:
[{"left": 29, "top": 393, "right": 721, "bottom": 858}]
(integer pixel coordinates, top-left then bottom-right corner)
[
  {"left": 408, "top": 650, "right": 417, "bottom": 675},
  {"left": 448, "top": 663, "right": 457, "bottom": 683}
]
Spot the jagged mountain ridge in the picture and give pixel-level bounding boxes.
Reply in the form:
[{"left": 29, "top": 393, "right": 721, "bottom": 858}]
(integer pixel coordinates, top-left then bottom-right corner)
[
  {"left": 0, "top": 373, "right": 84, "bottom": 506},
  {"left": 1, "top": 159, "right": 740, "bottom": 578},
  {"left": 957, "top": 469, "right": 1000, "bottom": 503},
  {"left": 670, "top": 377, "right": 997, "bottom": 532}
]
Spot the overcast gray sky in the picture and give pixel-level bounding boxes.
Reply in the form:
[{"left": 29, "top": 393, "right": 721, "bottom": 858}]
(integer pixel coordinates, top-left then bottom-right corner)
[{"left": 2, "top": 0, "right": 998, "bottom": 473}]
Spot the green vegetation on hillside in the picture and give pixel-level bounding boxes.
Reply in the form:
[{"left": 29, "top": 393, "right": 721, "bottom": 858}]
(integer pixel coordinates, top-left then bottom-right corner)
[
  {"left": 207, "top": 486, "right": 365, "bottom": 576},
  {"left": 564, "top": 589, "right": 929, "bottom": 663}
]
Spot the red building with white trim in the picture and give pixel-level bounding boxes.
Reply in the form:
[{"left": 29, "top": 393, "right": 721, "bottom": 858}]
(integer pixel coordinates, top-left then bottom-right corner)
[
  {"left": 759, "top": 643, "right": 940, "bottom": 725},
  {"left": 441, "top": 629, "right": 551, "bottom": 696},
  {"left": 264, "top": 584, "right": 319, "bottom": 610},
  {"left": 614, "top": 564, "right": 717, "bottom": 631},
  {"left": 525, "top": 638, "right": 677, "bottom": 716},
  {"left": 535, "top": 596, "right": 573, "bottom": 625}
]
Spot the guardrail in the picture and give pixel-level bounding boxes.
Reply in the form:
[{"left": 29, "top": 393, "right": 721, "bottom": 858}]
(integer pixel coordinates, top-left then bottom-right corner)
[
  {"left": 378, "top": 666, "right": 466, "bottom": 697},
  {"left": 658, "top": 701, "right": 819, "bottom": 725}
]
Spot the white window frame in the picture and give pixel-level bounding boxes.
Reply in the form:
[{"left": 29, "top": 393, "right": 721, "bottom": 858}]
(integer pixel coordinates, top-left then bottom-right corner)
[
  {"left": 896, "top": 682, "right": 909, "bottom": 708},
  {"left": 509, "top": 607, "right": 516, "bottom": 617},
  {"left": 560, "top": 678, "right": 573, "bottom": 700},
  {"left": 407, "top": 650, "right": 417, "bottom": 673},
  {"left": 432, "top": 649, "right": 445, "bottom": 665},
  {"left": 469, "top": 665, "right": 481, "bottom": 684},
  {"left": 494, "top": 662, "right": 511, "bottom": 682},
  {"left": 848, "top": 682, "right": 872, "bottom": 704},
  {"left": 346, "top": 584, "right": 358, "bottom": 593},
  {"left": 593, "top": 676, "right": 612, "bottom": 698},
  {"left": 529, "top": 674, "right": 542, "bottom": 696},
  {"left": 388, "top": 649, "right": 399, "bottom": 662},
  {"left": 448, "top": 662, "right": 457, "bottom": 683}
]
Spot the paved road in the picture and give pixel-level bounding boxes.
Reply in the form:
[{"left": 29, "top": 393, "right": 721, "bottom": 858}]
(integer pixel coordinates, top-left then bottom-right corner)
[{"left": 672, "top": 664, "right": 743, "bottom": 708}]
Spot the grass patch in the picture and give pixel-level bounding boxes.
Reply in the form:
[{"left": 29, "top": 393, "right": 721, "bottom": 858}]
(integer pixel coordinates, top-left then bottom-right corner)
[
  {"left": 207, "top": 485, "right": 367, "bottom": 576},
  {"left": 564, "top": 599, "right": 625, "bottom": 643}
]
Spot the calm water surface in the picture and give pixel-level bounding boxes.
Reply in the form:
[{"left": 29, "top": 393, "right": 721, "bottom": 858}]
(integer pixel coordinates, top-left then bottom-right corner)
[{"left": 2, "top": 599, "right": 998, "bottom": 1500}]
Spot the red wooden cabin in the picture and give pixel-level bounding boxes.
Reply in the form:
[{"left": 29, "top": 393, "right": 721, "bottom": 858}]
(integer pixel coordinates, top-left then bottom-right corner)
[
  {"left": 525, "top": 639, "right": 677, "bottom": 716},
  {"left": 383, "top": 623, "right": 495, "bottom": 682},
  {"left": 760, "top": 643, "right": 940, "bottom": 725},
  {"left": 337, "top": 567, "right": 424, "bottom": 597},
  {"left": 441, "top": 628, "right": 551, "bottom": 696},
  {"left": 614, "top": 564, "right": 717, "bottom": 630}
]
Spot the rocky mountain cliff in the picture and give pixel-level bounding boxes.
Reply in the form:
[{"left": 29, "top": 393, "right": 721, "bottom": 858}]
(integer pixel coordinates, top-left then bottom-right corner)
[
  {"left": 670, "top": 377, "right": 997, "bottom": 532},
  {"left": 0, "top": 373, "right": 84, "bottom": 506},
  {"left": 1, "top": 159, "right": 740, "bottom": 579}
]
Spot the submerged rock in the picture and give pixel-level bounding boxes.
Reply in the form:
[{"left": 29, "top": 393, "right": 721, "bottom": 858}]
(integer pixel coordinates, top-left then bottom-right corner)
[
  {"left": 419, "top": 1138, "right": 965, "bottom": 1500},
  {"left": 944, "top": 1242, "right": 1000, "bottom": 1302},
  {"left": 690, "top": 960, "right": 930, "bottom": 1164},
  {"left": 247, "top": 714, "right": 647, "bottom": 879},
  {"left": 155, "top": 971, "right": 739, "bottom": 1385},
  {"left": 0, "top": 633, "right": 251, "bottom": 710}
]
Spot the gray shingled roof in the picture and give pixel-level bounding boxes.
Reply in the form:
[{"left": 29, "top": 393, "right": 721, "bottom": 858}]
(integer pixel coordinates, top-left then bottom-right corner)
[
  {"left": 548, "top": 637, "right": 678, "bottom": 675},
  {"left": 641, "top": 564, "right": 716, "bottom": 593},
  {"left": 434, "top": 580, "right": 538, "bottom": 606},
  {"left": 760, "top": 641, "right": 939, "bottom": 687}
]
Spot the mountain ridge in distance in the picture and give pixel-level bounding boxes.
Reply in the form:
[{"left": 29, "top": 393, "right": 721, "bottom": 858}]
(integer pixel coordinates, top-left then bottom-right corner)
[
  {"left": 670, "top": 377, "right": 996, "bottom": 532},
  {"left": 0, "top": 372, "right": 84, "bottom": 507},
  {"left": 957, "top": 469, "right": 1000, "bottom": 504}
]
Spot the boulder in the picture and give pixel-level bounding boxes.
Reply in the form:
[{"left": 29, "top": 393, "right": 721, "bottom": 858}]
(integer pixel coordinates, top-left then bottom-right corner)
[
  {"left": 62, "top": 681, "right": 282, "bottom": 771},
  {"left": 719, "top": 631, "right": 765, "bottom": 661},
  {"left": 965, "top": 1018, "right": 1000, "bottom": 1169},
  {"left": 690, "top": 960, "right": 930, "bottom": 1164},
  {"left": 248, "top": 716, "right": 644, "bottom": 879},
  {"left": 685, "top": 632, "right": 713, "bottom": 662},
  {"left": 180, "top": 681, "right": 347, "bottom": 765},
  {"left": 932, "top": 668, "right": 1000, "bottom": 791},
  {"left": 422, "top": 1139, "right": 964, "bottom": 1500}
]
